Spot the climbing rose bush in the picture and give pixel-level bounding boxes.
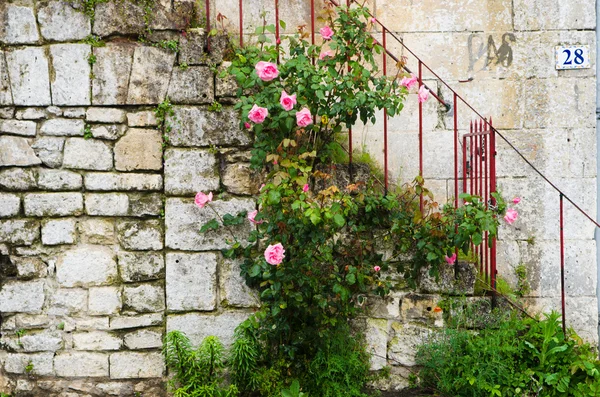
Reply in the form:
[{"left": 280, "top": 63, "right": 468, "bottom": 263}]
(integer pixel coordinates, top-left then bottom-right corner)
[{"left": 193, "top": 4, "right": 509, "bottom": 394}]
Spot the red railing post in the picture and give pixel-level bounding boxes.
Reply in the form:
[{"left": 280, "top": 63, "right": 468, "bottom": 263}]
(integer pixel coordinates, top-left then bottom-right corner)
[
  {"left": 239, "top": 0, "right": 243, "bottom": 46},
  {"left": 418, "top": 60, "right": 423, "bottom": 211},
  {"left": 490, "top": 118, "right": 497, "bottom": 301},
  {"left": 205, "top": 0, "right": 211, "bottom": 51},
  {"left": 560, "top": 193, "right": 566, "bottom": 334},
  {"left": 453, "top": 94, "right": 458, "bottom": 208},
  {"left": 383, "top": 29, "right": 388, "bottom": 193}
]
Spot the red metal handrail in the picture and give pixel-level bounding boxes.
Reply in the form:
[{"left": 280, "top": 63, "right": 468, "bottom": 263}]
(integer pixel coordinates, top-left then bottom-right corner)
[{"left": 210, "top": 0, "right": 599, "bottom": 333}]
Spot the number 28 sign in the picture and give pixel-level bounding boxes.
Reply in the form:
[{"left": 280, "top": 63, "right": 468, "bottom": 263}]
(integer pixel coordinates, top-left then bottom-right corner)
[{"left": 555, "top": 45, "right": 590, "bottom": 70}]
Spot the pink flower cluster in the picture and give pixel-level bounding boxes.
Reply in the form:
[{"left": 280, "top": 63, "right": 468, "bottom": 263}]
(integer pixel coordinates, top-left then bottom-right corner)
[
  {"left": 444, "top": 253, "right": 457, "bottom": 265},
  {"left": 401, "top": 74, "right": 430, "bottom": 103},
  {"left": 504, "top": 197, "right": 521, "bottom": 224},
  {"left": 255, "top": 61, "right": 279, "bottom": 81},
  {"left": 320, "top": 26, "right": 333, "bottom": 40},
  {"left": 265, "top": 243, "right": 285, "bottom": 265},
  {"left": 248, "top": 209, "right": 265, "bottom": 225}
]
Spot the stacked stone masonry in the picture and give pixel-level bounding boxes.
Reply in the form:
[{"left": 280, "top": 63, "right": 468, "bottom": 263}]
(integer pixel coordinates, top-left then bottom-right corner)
[{"left": 0, "top": 0, "right": 597, "bottom": 395}]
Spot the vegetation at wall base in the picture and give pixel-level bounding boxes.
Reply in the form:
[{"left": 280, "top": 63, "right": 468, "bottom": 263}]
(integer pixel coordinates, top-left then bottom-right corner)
[{"left": 415, "top": 310, "right": 600, "bottom": 397}]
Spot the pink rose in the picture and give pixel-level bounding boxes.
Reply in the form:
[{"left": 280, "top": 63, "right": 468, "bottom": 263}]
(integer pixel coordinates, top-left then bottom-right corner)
[
  {"left": 248, "top": 104, "right": 268, "bottom": 124},
  {"left": 195, "top": 191, "right": 213, "bottom": 209},
  {"left": 513, "top": 197, "right": 521, "bottom": 205},
  {"left": 244, "top": 122, "right": 251, "bottom": 129},
  {"left": 320, "top": 26, "right": 333, "bottom": 40},
  {"left": 280, "top": 91, "right": 297, "bottom": 111},
  {"left": 444, "top": 253, "right": 457, "bottom": 265},
  {"left": 248, "top": 209, "right": 265, "bottom": 225},
  {"left": 504, "top": 208, "right": 518, "bottom": 224},
  {"left": 370, "top": 17, "right": 376, "bottom": 24},
  {"left": 302, "top": 183, "right": 309, "bottom": 192},
  {"left": 255, "top": 61, "right": 279, "bottom": 81},
  {"left": 264, "top": 243, "right": 285, "bottom": 265},
  {"left": 418, "top": 85, "right": 430, "bottom": 103},
  {"left": 373, "top": 265, "right": 381, "bottom": 272},
  {"left": 319, "top": 50, "right": 333, "bottom": 60},
  {"left": 296, "top": 108, "right": 313, "bottom": 127},
  {"left": 400, "top": 75, "right": 418, "bottom": 90},
  {"left": 259, "top": 183, "right": 266, "bottom": 191}
]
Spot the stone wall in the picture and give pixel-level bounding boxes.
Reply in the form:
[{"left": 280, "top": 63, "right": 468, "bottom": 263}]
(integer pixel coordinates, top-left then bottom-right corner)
[
  {"left": 0, "top": 1, "right": 260, "bottom": 394},
  {"left": 0, "top": 0, "right": 597, "bottom": 395}
]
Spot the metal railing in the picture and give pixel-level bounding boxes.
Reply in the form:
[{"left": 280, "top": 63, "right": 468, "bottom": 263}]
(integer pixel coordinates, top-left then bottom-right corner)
[{"left": 203, "top": 0, "right": 600, "bottom": 332}]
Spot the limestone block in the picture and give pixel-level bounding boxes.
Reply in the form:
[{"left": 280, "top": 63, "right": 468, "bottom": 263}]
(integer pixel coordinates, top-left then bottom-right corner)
[
  {"left": 400, "top": 293, "right": 445, "bottom": 327},
  {"left": 54, "top": 352, "right": 109, "bottom": 377},
  {"left": 41, "top": 218, "right": 76, "bottom": 245},
  {"left": 419, "top": 262, "right": 476, "bottom": 296},
  {"left": 128, "top": 193, "right": 163, "bottom": 217},
  {"left": 216, "top": 63, "right": 238, "bottom": 98},
  {"left": 0, "top": 51, "right": 12, "bottom": 105},
  {"left": 16, "top": 108, "right": 45, "bottom": 120},
  {"left": 78, "top": 219, "right": 116, "bottom": 245},
  {"left": 96, "top": 382, "right": 134, "bottom": 396},
  {"left": 85, "top": 172, "right": 163, "bottom": 191},
  {"left": 38, "top": 169, "right": 82, "bottom": 191},
  {"left": 0, "top": 280, "right": 44, "bottom": 313},
  {"left": 123, "top": 284, "right": 165, "bottom": 313},
  {"left": 38, "top": 1, "right": 91, "bottom": 41},
  {"left": 63, "top": 138, "right": 113, "bottom": 171},
  {"left": 24, "top": 193, "right": 83, "bottom": 217},
  {"left": 127, "top": 47, "right": 176, "bottom": 105},
  {"left": 50, "top": 44, "right": 91, "bottom": 106},
  {"left": 109, "top": 352, "right": 164, "bottom": 379},
  {"left": 167, "top": 67, "right": 214, "bottom": 104},
  {"left": 117, "top": 220, "right": 163, "bottom": 251},
  {"left": 73, "top": 332, "right": 122, "bottom": 351},
  {"left": 47, "top": 106, "right": 62, "bottom": 116},
  {"left": 375, "top": 0, "right": 511, "bottom": 33},
  {"left": 123, "top": 329, "right": 163, "bottom": 349},
  {"left": 364, "top": 318, "right": 388, "bottom": 370},
  {"left": 86, "top": 108, "right": 127, "bottom": 124},
  {"left": 0, "top": 119, "right": 36, "bottom": 136},
  {"left": 223, "top": 163, "right": 258, "bottom": 195},
  {"left": 89, "top": 286, "right": 122, "bottom": 315},
  {"left": 165, "top": 197, "right": 254, "bottom": 250},
  {"left": 0, "top": 168, "right": 37, "bottom": 190},
  {"left": 388, "top": 322, "right": 432, "bottom": 367},
  {"left": 166, "top": 252, "right": 217, "bottom": 311},
  {"left": 71, "top": 317, "right": 110, "bottom": 332},
  {"left": 92, "top": 44, "right": 136, "bottom": 105},
  {"left": 13, "top": 314, "right": 52, "bottom": 330},
  {"left": 16, "top": 108, "right": 44, "bottom": 119},
  {"left": 63, "top": 107, "right": 86, "bottom": 118},
  {"left": 219, "top": 258, "right": 260, "bottom": 308},
  {"left": 523, "top": 78, "right": 595, "bottom": 130},
  {"left": 40, "top": 119, "right": 85, "bottom": 136},
  {"left": 168, "top": 106, "right": 252, "bottom": 147},
  {"left": 6, "top": 47, "right": 51, "bottom": 106},
  {"left": 127, "top": 111, "right": 158, "bottom": 127},
  {"left": 167, "top": 311, "right": 250, "bottom": 347},
  {"left": 109, "top": 313, "right": 163, "bottom": 330},
  {"left": 0, "top": 136, "right": 42, "bottom": 166},
  {"left": 91, "top": 124, "right": 127, "bottom": 140},
  {"left": 12, "top": 257, "right": 46, "bottom": 279},
  {"left": 56, "top": 245, "right": 118, "bottom": 287},
  {"left": 0, "top": 220, "right": 39, "bottom": 245},
  {"left": 514, "top": 0, "right": 595, "bottom": 30},
  {"left": 92, "top": 1, "right": 147, "bottom": 36},
  {"left": 32, "top": 137, "right": 65, "bottom": 168},
  {"left": 118, "top": 251, "right": 165, "bottom": 282},
  {"left": 179, "top": 29, "right": 206, "bottom": 65},
  {"left": 0, "top": 4, "right": 39, "bottom": 44},
  {"left": 164, "top": 149, "right": 219, "bottom": 195},
  {"left": 48, "top": 288, "right": 87, "bottom": 315},
  {"left": 4, "top": 352, "right": 54, "bottom": 376},
  {"left": 0, "top": 193, "right": 20, "bottom": 217},
  {"left": 114, "top": 128, "right": 163, "bottom": 171},
  {"left": 85, "top": 193, "right": 130, "bottom": 216}
]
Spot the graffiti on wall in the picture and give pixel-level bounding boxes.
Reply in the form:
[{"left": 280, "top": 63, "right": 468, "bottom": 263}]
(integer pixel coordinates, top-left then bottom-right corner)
[{"left": 468, "top": 33, "right": 516, "bottom": 73}]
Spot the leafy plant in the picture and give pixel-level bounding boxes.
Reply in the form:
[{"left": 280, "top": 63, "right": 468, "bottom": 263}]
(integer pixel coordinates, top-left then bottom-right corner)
[
  {"left": 155, "top": 40, "right": 179, "bottom": 52},
  {"left": 81, "top": 34, "right": 105, "bottom": 47},
  {"left": 163, "top": 331, "right": 238, "bottom": 397},
  {"left": 281, "top": 380, "right": 307, "bottom": 397},
  {"left": 208, "top": 101, "right": 223, "bottom": 112},
  {"left": 83, "top": 124, "right": 93, "bottom": 139},
  {"left": 416, "top": 311, "right": 600, "bottom": 397}
]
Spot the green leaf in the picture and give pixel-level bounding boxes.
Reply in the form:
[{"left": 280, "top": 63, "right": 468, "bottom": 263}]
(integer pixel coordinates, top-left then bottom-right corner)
[
  {"left": 268, "top": 190, "right": 281, "bottom": 205},
  {"left": 333, "top": 213, "right": 345, "bottom": 227},
  {"left": 345, "top": 273, "right": 356, "bottom": 285},
  {"left": 279, "top": 20, "right": 286, "bottom": 30},
  {"left": 200, "top": 219, "right": 220, "bottom": 233}
]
